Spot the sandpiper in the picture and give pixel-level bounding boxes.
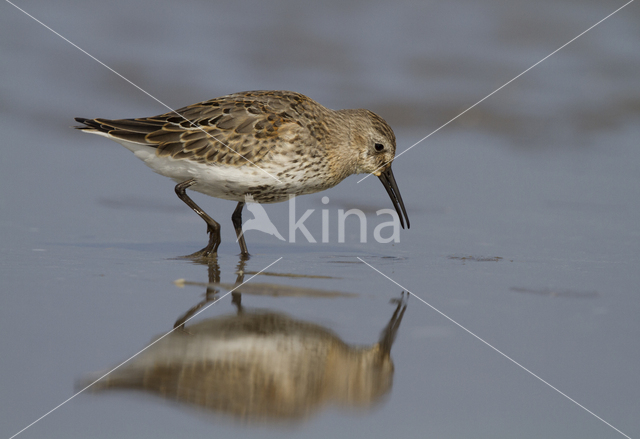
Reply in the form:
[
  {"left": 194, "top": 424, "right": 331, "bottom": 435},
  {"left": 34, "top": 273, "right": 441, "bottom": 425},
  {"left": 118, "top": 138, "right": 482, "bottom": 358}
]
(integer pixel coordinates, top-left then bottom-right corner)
[{"left": 75, "top": 90, "right": 409, "bottom": 256}]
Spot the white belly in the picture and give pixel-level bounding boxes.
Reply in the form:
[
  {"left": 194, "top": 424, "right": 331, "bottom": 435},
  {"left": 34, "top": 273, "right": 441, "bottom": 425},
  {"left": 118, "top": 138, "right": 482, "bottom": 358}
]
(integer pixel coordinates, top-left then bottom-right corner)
[{"left": 108, "top": 136, "right": 333, "bottom": 203}]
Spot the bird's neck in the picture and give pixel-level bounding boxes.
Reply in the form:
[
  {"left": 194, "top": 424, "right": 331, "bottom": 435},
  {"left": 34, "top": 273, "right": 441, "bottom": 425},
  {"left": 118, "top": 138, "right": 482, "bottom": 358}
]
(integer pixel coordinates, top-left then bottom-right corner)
[{"left": 326, "top": 109, "right": 364, "bottom": 178}]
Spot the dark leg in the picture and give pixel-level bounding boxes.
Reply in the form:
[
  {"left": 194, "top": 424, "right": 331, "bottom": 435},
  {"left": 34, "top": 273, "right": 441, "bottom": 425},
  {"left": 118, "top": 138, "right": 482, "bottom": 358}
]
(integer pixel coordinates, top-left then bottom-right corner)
[
  {"left": 231, "top": 201, "right": 249, "bottom": 256},
  {"left": 175, "top": 179, "right": 220, "bottom": 257}
]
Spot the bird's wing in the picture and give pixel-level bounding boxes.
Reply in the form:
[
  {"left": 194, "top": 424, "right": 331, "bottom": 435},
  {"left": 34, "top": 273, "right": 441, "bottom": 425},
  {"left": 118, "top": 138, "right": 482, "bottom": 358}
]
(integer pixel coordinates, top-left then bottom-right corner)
[{"left": 75, "top": 91, "right": 315, "bottom": 166}]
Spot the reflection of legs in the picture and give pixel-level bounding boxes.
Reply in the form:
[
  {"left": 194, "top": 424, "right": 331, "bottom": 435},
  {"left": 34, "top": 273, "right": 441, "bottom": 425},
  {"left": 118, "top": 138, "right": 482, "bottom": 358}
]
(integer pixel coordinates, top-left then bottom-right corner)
[
  {"left": 173, "top": 257, "right": 221, "bottom": 330},
  {"left": 379, "top": 291, "right": 408, "bottom": 354},
  {"left": 175, "top": 179, "right": 220, "bottom": 257},
  {"left": 206, "top": 256, "right": 221, "bottom": 299},
  {"left": 232, "top": 253, "right": 248, "bottom": 314},
  {"left": 231, "top": 201, "right": 249, "bottom": 256}
]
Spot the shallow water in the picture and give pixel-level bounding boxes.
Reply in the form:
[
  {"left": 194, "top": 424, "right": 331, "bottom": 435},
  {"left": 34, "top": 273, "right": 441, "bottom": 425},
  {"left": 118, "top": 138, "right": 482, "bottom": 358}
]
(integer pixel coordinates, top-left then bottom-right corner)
[{"left": 1, "top": 0, "right": 639, "bottom": 438}]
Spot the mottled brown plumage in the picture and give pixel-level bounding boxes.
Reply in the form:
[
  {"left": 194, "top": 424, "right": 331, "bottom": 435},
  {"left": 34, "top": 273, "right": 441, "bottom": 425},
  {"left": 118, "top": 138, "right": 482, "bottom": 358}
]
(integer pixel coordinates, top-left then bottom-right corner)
[{"left": 75, "top": 90, "right": 409, "bottom": 256}]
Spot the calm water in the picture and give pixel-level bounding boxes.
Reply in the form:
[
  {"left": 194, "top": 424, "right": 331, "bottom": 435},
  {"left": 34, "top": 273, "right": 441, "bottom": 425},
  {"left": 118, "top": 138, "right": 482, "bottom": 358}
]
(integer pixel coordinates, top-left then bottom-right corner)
[{"left": 1, "top": 0, "right": 639, "bottom": 438}]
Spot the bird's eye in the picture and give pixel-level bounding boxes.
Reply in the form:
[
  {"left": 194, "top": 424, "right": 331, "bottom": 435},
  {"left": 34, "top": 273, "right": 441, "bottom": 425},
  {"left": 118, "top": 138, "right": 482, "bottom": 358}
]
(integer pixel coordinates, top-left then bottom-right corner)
[{"left": 374, "top": 143, "right": 384, "bottom": 152}]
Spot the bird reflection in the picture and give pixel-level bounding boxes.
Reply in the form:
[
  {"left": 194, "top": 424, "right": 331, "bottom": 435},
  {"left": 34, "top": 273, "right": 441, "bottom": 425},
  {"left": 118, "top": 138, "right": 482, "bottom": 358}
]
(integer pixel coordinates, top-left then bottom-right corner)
[{"left": 83, "top": 256, "right": 407, "bottom": 424}]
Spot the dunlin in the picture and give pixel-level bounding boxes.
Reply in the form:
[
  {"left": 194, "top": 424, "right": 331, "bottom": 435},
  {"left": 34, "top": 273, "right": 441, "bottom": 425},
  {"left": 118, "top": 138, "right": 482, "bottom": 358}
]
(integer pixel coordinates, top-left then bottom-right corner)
[{"left": 75, "top": 90, "right": 409, "bottom": 256}]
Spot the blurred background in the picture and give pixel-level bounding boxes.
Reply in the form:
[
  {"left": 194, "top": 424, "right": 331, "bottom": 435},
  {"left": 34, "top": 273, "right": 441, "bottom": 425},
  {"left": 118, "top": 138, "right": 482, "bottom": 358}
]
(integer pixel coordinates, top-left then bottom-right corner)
[{"left": 1, "top": 0, "right": 639, "bottom": 438}]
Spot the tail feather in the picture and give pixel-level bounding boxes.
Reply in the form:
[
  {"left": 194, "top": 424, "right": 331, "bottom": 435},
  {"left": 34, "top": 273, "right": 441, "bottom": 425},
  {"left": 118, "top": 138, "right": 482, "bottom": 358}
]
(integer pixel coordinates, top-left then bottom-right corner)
[
  {"left": 74, "top": 117, "right": 103, "bottom": 131},
  {"left": 74, "top": 117, "right": 165, "bottom": 145}
]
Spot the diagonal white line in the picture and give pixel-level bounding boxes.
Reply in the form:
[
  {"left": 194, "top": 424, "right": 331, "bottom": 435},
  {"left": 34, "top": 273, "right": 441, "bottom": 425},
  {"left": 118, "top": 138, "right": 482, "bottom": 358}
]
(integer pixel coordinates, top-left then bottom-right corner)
[
  {"left": 8, "top": 257, "right": 283, "bottom": 439},
  {"left": 357, "top": 257, "right": 632, "bottom": 439},
  {"left": 4, "top": 0, "right": 282, "bottom": 184},
  {"left": 357, "top": 0, "right": 635, "bottom": 183}
]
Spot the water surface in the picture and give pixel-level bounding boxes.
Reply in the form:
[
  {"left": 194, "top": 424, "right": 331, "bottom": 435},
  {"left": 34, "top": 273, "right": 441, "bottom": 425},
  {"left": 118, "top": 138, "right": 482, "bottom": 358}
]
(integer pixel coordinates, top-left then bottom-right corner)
[{"left": 1, "top": 0, "right": 639, "bottom": 438}]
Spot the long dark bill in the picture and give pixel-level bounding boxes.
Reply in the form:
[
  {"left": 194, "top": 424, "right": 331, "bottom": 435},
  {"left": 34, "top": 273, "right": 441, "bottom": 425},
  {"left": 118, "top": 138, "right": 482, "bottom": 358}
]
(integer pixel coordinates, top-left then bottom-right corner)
[{"left": 378, "top": 166, "right": 410, "bottom": 229}]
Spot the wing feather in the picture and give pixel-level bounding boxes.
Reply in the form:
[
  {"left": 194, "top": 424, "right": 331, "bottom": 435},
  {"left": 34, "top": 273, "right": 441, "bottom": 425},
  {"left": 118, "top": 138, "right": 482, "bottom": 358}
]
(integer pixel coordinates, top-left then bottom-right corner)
[{"left": 75, "top": 90, "right": 319, "bottom": 166}]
